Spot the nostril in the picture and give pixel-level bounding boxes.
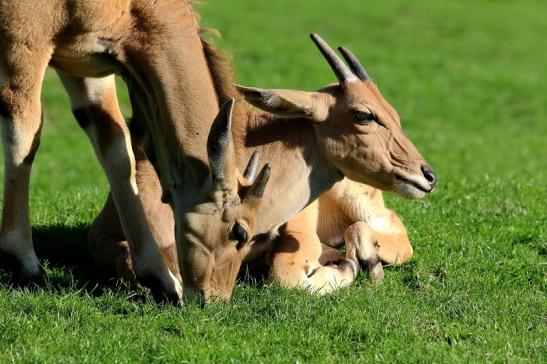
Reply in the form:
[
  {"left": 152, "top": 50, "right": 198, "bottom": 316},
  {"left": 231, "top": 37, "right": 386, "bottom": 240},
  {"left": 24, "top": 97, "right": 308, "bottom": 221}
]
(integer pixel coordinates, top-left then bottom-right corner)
[{"left": 421, "top": 166, "right": 437, "bottom": 186}]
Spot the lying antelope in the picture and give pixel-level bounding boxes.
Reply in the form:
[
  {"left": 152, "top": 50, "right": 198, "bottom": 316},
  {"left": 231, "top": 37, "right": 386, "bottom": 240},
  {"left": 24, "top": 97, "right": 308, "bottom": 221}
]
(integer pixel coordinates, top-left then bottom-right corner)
[
  {"left": 92, "top": 153, "right": 414, "bottom": 296},
  {"left": 90, "top": 33, "right": 436, "bottom": 302},
  {"left": 267, "top": 178, "right": 414, "bottom": 295}
]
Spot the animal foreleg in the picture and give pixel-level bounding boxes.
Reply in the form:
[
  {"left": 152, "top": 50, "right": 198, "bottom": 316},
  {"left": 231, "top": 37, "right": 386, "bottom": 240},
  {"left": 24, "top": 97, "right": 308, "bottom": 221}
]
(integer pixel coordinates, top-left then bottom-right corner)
[
  {"left": 306, "top": 253, "right": 358, "bottom": 295},
  {"left": 88, "top": 158, "right": 181, "bottom": 287},
  {"left": 269, "top": 233, "right": 358, "bottom": 295},
  {"left": 370, "top": 211, "right": 413, "bottom": 265},
  {"left": 0, "top": 45, "right": 52, "bottom": 283},
  {"left": 344, "top": 221, "right": 384, "bottom": 283},
  {"left": 58, "top": 72, "right": 182, "bottom": 304},
  {"left": 88, "top": 193, "right": 140, "bottom": 288}
]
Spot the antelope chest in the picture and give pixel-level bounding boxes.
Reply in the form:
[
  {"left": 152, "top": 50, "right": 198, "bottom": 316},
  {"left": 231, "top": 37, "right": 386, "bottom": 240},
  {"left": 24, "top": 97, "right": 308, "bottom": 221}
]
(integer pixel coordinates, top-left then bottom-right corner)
[{"left": 50, "top": 35, "right": 122, "bottom": 78}]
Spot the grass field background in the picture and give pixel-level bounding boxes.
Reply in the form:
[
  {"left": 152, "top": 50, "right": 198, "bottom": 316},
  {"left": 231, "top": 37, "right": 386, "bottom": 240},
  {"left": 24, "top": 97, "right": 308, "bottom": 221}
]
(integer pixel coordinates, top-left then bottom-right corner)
[{"left": 1, "top": 0, "right": 546, "bottom": 362}]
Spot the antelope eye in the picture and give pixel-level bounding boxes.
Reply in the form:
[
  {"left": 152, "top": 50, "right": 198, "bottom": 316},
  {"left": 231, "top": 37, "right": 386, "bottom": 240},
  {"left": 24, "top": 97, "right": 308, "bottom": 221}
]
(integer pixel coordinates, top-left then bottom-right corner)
[
  {"left": 231, "top": 222, "right": 248, "bottom": 245},
  {"left": 352, "top": 110, "right": 376, "bottom": 124}
]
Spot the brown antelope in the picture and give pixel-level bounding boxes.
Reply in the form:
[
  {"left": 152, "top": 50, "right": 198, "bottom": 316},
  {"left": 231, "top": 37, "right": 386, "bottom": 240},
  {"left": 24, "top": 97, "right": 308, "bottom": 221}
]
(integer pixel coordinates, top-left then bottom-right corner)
[
  {"left": 267, "top": 178, "right": 414, "bottom": 295},
  {"left": 0, "top": 0, "right": 233, "bottom": 303},
  {"left": 89, "top": 32, "right": 436, "bottom": 302}
]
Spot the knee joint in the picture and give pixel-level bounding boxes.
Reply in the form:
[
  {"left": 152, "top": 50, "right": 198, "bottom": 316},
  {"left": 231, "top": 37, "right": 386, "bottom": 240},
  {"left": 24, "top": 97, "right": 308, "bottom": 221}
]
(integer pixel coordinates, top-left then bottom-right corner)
[{"left": 0, "top": 83, "right": 38, "bottom": 119}]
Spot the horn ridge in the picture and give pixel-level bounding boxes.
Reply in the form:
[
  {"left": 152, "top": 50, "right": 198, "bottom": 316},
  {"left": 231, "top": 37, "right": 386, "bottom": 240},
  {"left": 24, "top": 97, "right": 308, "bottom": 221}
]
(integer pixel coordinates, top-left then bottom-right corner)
[
  {"left": 338, "top": 46, "right": 370, "bottom": 81},
  {"left": 243, "top": 151, "right": 260, "bottom": 183},
  {"left": 207, "top": 98, "right": 235, "bottom": 185},
  {"left": 245, "top": 163, "right": 271, "bottom": 200},
  {"left": 310, "top": 33, "right": 356, "bottom": 84}
]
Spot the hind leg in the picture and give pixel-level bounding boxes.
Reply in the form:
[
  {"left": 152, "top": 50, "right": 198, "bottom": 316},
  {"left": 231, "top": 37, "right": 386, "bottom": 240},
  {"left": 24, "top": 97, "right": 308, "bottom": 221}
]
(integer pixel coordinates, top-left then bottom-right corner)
[{"left": 0, "top": 44, "right": 52, "bottom": 283}]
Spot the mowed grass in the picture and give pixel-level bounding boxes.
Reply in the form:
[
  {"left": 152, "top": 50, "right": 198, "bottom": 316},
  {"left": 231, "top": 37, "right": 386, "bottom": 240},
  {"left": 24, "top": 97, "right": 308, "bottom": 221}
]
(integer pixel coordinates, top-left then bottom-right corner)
[{"left": 1, "top": 0, "right": 546, "bottom": 362}]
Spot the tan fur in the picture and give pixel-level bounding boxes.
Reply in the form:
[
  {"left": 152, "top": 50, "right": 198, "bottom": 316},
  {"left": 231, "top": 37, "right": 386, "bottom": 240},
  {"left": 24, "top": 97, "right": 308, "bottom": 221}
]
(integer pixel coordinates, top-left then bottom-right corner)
[
  {"left": 0, "top": 1, "right": 221, "bottom": 302},
  {"left": 0, "top": 2, "right": 434, "bottom": 303},
  {"left": 268, "top": 178, "right": 413, "bottom": 293},
  {"left": 89, "top": 147, "right": 411, "bottom": 296},
  {"left": 89, "top": 35, "right": 434, "bottom": 302}
]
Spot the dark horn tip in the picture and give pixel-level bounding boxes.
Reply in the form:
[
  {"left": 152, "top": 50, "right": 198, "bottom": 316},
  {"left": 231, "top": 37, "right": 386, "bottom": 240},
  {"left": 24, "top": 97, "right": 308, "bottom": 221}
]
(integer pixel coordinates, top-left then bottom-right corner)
[
  {"left": 224, "top": 98, "right": 235, "bottom": 110},
  {"left": 337, "top": 46, "right": 370, "bottom": 81},
  {"left": 243, "top": 151, "right": 261, "bottom": 182},
  {"left": 215, "top": 98, "right": 235, "bottom": 124},
  {"left": 245, "top": 162, "right": 271, "bottom": 200},
  {"left": 309, "top": 33, "right": 325, "bottom": 46}
]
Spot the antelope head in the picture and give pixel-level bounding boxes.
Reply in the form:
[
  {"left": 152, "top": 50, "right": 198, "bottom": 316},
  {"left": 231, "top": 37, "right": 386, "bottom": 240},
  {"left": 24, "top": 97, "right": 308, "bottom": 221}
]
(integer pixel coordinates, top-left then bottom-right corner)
[
  {"left": 238, "top": 34, "right": 436, "bottom": 199},
  {"left": 180, "top": 99, "right": 271, "bottom": 303}
]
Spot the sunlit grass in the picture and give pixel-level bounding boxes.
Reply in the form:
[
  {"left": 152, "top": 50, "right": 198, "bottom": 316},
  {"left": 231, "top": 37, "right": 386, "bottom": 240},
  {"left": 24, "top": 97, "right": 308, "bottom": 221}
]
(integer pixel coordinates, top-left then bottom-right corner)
[{"left": 0, "top": 0, "right": 545, "bottom": 362}]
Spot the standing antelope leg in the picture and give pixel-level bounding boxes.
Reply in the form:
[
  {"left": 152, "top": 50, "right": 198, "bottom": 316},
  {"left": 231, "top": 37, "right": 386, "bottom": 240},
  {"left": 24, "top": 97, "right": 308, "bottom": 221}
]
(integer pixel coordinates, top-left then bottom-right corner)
[
  {"left": 88, "top": 145, "right": 181, "bottom": 289},
  {"left": 0, "top": 44, "right": 52, "bottom": 283},
  {"left": 88, "top": 193, "right": 140, "bottom": 288},
  {"left": 57, "top": 72, "right": 182, "bottom": 303}
]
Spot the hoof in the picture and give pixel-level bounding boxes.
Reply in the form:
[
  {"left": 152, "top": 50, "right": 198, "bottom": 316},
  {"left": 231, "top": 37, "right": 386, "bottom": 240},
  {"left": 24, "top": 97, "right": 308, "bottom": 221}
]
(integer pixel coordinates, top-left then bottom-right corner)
[
  {"left": 367, "top": 260, "right": 384, "bottom": 283},
  {"left": 0, "top": 250, "right": 44, "bottom": 287},
  {"left": 12, "top": 269, "right": 45, "bottom": 288},
  {"left": 138, "top": 275, "right": 182, "bottom": 306}
]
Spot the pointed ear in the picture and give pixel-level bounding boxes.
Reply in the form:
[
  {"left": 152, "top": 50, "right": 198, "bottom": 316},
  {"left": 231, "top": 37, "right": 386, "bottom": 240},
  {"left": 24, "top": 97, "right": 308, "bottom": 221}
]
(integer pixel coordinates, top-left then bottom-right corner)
[
  {"left": 207, "top": 99, "right": 237, "bottom": 192},
  {"left": 236, "top": 85, "right": 329, "bottom": 121}
]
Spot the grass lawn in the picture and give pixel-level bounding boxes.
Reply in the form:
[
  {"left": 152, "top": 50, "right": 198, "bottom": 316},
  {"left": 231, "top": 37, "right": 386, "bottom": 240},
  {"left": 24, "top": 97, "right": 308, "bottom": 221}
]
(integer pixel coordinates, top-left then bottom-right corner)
[{"left": 1, "top": 0, "right": 545, "bottom": 362}]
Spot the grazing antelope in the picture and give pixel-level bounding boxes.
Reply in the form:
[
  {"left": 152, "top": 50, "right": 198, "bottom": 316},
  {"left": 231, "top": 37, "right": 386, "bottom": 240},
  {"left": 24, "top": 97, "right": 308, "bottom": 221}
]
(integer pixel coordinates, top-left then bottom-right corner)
[
  {"left": 90, "top": 33, "right": 436, "bottom": 302},
  {"left": 0, "top": 0, "right": 233, "bottom": 302},
  {"left": 90, "top": 103, "right": 272, "bottom": 290}
]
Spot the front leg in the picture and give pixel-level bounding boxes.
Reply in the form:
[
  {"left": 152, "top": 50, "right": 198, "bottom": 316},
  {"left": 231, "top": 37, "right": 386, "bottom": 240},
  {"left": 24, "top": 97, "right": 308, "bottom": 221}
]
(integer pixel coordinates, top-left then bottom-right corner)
[
  {"left": 268, "top": 204, "right": 359, "bottom": 295},
  {"left": 0, "top": 43, "right": 52, "bottom": 283},
  {"left": 343, "top": 222, "right": 384, "bottom": 283},
  {"left": 369, "top": 212, "right": 413, "bottom": 266},
  {"left": 57, "top": 72, "right": 181, "bottom": 304},
  {"left": 88, "top": 148, "right": 181, "bottom": 289}
]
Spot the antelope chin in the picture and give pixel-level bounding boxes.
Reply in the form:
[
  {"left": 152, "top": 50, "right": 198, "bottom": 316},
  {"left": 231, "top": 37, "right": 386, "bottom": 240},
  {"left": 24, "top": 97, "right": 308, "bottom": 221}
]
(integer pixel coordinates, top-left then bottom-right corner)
[{"left": 394, "top": 175, "right": 432, "bottom": 199}]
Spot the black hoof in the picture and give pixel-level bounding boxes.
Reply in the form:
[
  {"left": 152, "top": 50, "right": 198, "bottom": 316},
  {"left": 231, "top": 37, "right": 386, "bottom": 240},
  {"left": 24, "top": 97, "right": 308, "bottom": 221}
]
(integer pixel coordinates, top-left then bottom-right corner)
[
  {"left": 12, "top": 269, "right": 45, "bottom": 289},
  {"left": 0, "top": 250, "right": 45, "bottom": 288},
  {"left": 138, "top": 275, "right": 181, "bottom": 306},
  {"left": 365, "top": 259, "right": 384, "bottom": 283}
]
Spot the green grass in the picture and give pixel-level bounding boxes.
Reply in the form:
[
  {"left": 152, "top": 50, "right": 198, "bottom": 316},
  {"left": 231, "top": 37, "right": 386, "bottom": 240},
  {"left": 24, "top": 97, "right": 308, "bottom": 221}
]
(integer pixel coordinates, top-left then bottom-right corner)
[{"left": 1, "top": 0, "right": 546, "bottom": 362}]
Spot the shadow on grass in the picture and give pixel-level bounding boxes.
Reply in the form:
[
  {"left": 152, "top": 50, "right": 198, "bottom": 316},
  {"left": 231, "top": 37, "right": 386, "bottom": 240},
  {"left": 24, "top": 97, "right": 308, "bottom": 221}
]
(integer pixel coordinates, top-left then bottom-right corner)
[
  {"left": 0, "top": 223, "right": 268, "bottom": 299},
  {"left": 33, "top": 223, "right": 93, "bottom": 272},
  {"left": 0, "top": 223, "right": 141, "bottom": 299}
]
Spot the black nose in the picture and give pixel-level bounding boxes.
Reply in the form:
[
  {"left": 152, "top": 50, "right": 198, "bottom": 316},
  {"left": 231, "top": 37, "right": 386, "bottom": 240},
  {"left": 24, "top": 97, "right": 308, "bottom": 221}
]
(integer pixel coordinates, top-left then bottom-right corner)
[{"left": 421, "top": 166, "right": 437, "bottom": 188}]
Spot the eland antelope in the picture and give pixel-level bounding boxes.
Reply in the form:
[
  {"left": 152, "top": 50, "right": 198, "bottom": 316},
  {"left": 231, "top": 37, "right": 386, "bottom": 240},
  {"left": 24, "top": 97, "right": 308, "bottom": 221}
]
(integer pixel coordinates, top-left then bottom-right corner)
[
  {"left": 267, "top": 178, "right": 414, "bottom": 295},
  {"left": 90, "top": 33, "right": 436, "bottom": 302},
  {"left": 0, "top": 0, "right": 230, "bottom": 303}
]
